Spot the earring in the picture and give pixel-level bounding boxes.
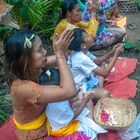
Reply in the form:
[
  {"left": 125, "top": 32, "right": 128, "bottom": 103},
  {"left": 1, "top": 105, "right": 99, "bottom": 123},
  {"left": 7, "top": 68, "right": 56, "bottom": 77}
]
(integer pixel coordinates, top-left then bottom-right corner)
[{"left": 83, "top": 45, "right": 87, "bottom": 49}]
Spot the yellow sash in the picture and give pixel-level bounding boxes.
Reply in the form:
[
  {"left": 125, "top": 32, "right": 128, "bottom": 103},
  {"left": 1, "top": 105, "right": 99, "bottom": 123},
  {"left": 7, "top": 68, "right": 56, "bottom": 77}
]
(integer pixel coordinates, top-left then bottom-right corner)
[
  {"left": 13, "top": 113, "right": 51, "bottom": 135},
  {"left": 14, "top": 113, "right": 80, "bottom": 137},
  {"left": 51, "top": 120, "right": 80, "bottom": 137}
]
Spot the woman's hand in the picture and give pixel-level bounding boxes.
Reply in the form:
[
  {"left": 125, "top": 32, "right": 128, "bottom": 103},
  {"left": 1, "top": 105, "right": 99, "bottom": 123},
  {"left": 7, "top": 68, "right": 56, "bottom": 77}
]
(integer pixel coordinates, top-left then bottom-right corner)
[
  {"left": 88, "top": 0, "right": 98, "bottom": 16},
  {"left": 53, "top": 29, "right": 73, "bottom": 57}
]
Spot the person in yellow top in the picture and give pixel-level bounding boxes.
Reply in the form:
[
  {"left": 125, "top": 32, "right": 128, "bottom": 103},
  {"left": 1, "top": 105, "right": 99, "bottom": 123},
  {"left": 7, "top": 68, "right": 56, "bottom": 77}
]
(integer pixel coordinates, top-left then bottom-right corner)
[
  {"left": 54, "top": 0, "right": 99, "bottom": 41},
  {"left": 54, "top": 0, "right": 126, "bottom": 51}
]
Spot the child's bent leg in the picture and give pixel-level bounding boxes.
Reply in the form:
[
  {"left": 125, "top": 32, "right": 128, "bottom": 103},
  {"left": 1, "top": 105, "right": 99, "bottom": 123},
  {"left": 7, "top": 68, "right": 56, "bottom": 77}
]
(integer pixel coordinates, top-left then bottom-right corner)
[
  {"left": 91, "top": 88, "right": 110, "bottom": 100},
  {"left": 98, "top": 75, "right": 104, "bottom": 88},
  {"left": 98, "top": 63, "right": 106, "bottom": 88}
]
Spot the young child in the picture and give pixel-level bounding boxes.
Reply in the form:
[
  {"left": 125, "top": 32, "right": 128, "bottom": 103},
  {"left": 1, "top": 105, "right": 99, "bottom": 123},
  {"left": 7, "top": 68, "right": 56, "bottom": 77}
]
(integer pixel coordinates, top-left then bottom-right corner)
[
  {"left": 67, "top": 28, "right": 124, "bottom": 99},
  {"left": 39, "top": 67, "right": 107, "bottom": 140}
]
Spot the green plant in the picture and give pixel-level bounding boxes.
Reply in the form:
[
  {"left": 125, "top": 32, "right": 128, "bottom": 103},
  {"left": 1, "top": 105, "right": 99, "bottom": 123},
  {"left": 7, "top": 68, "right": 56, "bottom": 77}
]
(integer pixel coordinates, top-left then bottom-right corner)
[
  {"left": 0, "top": 86, "right": 12, "bottom": 122},
  {"left": 0, "top": 49, "right": 12, "bottom": 123},
  {"left": 5, "top": 0, "right": 61, "bottom": 35},
  {"left": 135, "top": 0, "right": 140, "bottom": 8},
  {"left": 0, "top": 0, "right": 62, "bottom": 123},
  {"left": 1, "top": 0, "right": 61, "bottom": 43}
]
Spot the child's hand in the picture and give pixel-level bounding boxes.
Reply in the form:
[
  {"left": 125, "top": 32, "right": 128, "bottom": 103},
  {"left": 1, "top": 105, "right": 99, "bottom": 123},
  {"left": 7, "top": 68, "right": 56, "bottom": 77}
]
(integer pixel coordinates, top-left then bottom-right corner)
[
  {"left": 82, "top": 91, "right": 95, "bottom": 103},
  {"left": 112, "top": 44, "right": 120, "bottom": 53},
  {"left": 70, "top": 96, "right": 82, "bottom": 110},
  {"left": 114, "top": 44, "right": 124, "bottom": 56}
]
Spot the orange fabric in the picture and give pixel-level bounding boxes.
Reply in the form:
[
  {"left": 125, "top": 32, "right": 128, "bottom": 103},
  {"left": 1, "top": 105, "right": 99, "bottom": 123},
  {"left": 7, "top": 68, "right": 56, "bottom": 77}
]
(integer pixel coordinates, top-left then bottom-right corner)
[
  {"left": 51, "top": 120, "right": 80, "bottom": 137},
  {"left": 104, "top": 77, "right": 137, "bottom": 98},
  {"left": 13, "top": 113, "right": 47, "bottom": 130},
  {"left": 105, "top": 57, "right": 138, "bottom": 83},
  {"left": 104, "top": 57, "right": 138, "bottom": 98},
  {"left": 11, "top": 79, "right": 46, "bottom": 123},
  {"left": 11, "top": 79, "right": 48, "bottom": 140},
  {"left": 116, "top": 17, "right": 127, "bottom": 29}
]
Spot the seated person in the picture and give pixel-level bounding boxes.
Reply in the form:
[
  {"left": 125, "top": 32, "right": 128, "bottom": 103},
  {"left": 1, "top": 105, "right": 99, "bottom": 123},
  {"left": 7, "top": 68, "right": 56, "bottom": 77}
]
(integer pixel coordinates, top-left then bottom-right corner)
[
  {"left": 54, "top": 0, "right": 125, "bottom": 51},
  {"left": 67, "top": 28, "right": 124, "bottom": 101},
  {"left": 54, "top": 0, "right": 99, "bottom": 50},
  {"left": 4, "top": 29, "right": 86, "bottom": 140},
  {"left": 82, "top": 0, "right": 126, "bottom": 50},
  {"left": 39, "top": 67, "right": 107, "bottom": 140}
]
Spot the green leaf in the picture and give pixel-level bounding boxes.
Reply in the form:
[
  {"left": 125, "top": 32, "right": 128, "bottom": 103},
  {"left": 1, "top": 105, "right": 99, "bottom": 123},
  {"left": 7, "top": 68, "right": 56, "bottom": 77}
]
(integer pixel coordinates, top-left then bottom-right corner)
[
  {"left": 124, "top": 41, "right": 133, "bottom": 49},
  {"left": 0, "top": 25, "right": 13, "bottom": 31},
  {"left": 0, "top": 110, "right": 9, "bottom": 122},
  {"left": 5, "top": 0, "right": 23, "bottom": 5},
  {"left": 19, "top": 6, "right": 29, "bottom": 22}
]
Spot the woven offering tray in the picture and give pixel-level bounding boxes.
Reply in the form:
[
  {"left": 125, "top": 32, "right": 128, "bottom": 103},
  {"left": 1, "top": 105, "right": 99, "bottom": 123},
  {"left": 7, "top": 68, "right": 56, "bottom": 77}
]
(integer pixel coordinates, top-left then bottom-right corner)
[{"left": 94, "top": 97, "right": 137, "bottom": 130}]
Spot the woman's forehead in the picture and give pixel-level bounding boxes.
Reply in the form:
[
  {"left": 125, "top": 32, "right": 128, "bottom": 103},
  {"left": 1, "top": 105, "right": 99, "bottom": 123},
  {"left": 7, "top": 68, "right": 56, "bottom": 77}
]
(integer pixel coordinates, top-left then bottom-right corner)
[
  {"left": 33, "top": 36, "right": 42, "bottom": 48},
  {"left": 73, "top": 4, "right": 80, "bottom": 10}
]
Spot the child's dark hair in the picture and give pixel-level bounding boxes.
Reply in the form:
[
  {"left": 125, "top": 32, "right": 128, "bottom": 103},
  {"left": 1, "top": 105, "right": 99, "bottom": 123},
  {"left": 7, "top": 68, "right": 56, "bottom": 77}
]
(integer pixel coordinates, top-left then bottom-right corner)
[
  {"left": 61, "top": 0, "right": 78, "bottom": 19},
  {"left": 4, "top": 29, "right": 37, "bottom": 83},
  {"left": 68, "top": 28, "right": 86, "bottom": 51}
]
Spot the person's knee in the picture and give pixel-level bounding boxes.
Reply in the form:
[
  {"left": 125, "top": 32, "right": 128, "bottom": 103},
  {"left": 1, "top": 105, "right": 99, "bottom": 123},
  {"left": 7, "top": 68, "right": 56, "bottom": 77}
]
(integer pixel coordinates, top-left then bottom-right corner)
[{"left": 102, "top": 89, "right": 110, "bottom": 97}]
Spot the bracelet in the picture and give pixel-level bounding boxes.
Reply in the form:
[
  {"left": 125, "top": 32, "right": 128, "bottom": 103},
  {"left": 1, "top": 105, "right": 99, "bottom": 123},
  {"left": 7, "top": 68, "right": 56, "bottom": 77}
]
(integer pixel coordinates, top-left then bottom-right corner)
[{"left": 56, "top": 56, "right": 65, "bottom": 59}]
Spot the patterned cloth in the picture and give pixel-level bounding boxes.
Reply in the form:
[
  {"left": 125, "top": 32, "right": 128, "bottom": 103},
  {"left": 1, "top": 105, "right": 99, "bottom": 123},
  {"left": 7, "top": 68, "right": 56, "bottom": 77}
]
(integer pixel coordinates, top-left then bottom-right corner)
[
  {"left": 82, "top": 0, "right": 125, "bottom": 50},
  {"left": 43, "top": 132, "right": 90, "bottom": 140}
]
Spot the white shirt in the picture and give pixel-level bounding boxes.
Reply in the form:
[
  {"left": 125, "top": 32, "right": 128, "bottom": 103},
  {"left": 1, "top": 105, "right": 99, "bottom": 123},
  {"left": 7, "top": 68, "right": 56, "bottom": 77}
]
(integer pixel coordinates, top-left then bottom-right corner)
[
  {"left": 45, "top": 101, "right": 74, "bottom": 131},
  {"left": 67, "top": 51, "right": 98, "bottom": 92}
]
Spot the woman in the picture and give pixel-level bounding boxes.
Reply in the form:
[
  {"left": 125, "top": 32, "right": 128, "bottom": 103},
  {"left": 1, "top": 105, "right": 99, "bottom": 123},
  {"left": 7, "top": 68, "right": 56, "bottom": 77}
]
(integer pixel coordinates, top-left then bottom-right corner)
[
  {"left": 4, "top": 29, "right": 90, "bottom": 140},
  {"left": 54, "top": 0, "right": 125, "bottom": 50},
  {"left": 82, "top": 0, "right": 126, "bottom": 50},
  {"left": 54, "top": 0, "right": 99, "bottom": 44}
]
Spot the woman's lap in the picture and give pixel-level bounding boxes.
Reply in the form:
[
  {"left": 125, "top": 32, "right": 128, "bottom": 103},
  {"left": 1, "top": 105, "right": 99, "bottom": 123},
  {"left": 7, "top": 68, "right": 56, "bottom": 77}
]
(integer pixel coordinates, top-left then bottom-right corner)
[{"left": 89, "top": 27, "right": 126, "bottom": 51}]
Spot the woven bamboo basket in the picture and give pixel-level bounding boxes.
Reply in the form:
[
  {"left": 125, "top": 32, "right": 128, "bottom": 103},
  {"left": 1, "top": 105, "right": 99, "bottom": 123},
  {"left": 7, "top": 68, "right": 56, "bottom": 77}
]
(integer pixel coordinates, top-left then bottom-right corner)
[
  {"left": 118, "top": 0, "right": 138, "bottom": 13},
  {"left": 94, "top": 97, "right": 137, "bottom": 130}
]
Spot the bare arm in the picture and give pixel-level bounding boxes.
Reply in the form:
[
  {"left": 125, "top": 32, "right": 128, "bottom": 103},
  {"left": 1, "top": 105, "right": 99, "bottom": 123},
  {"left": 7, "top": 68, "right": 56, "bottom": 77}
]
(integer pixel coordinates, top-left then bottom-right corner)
[
  {"left": 73, "top": 101, "right": 87, "bottom": 119},
  {"left": 93, "top": 44, "right": 124, "bottom": 77},
  {"left": 71, "top": 91, "right": 94, "bottom": 119},
  {"left": 46, "top": 55, "right": 57, "bottom": 67},
  {"left": 94, "top": 50, "right": 114, "bottom": 65},
  {"left": 37, "top": 30, "right": 77, "bottom": 103},
  {"left": 94, "top": 45, "right": 119, "bottom": 65}
]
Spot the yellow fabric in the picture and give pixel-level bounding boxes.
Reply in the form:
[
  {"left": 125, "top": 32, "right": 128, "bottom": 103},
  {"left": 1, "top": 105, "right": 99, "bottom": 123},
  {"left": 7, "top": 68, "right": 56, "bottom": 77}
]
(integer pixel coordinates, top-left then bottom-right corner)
[
  {"left": 76, "top": 19, "right": 99, "bottom": 38},
  {"left": 51, "top": 120, "right": 80, "bottom": 137},
  {"left": 46, "top": 118, "right": 52, "bottom": 136},
  {"left": 116, "top": 16, "right": 126, "bottom": 29},
  {"left": 13, "top": 113, "right": 51, "bottom": 134},
  {"left": 54, "top": 19, "right": 99, "bottom": 39}
]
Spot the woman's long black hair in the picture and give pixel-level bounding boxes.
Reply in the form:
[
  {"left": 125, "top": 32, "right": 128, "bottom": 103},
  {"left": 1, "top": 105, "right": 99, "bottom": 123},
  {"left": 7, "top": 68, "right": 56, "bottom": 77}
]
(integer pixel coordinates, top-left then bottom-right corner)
[
  {"left": 61, "top": 0, "right": 78, "bottom": 19},
  {"left": 4, "top": 29, "right": 37, "bottom": 83}
]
